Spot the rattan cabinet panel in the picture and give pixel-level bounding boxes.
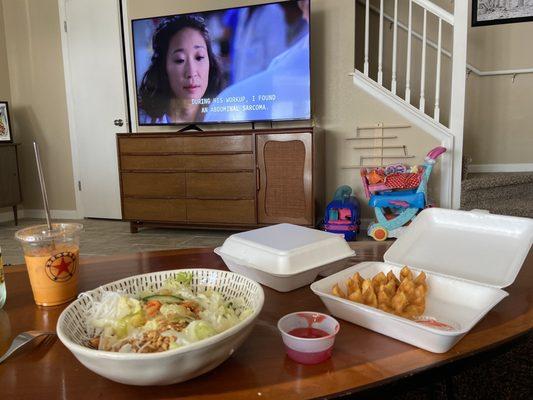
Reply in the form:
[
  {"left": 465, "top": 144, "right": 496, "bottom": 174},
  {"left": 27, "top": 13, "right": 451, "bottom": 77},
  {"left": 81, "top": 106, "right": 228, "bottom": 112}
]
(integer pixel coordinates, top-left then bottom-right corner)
[{"left": 256, "top": 133, "right": 313, "bottom": 225}]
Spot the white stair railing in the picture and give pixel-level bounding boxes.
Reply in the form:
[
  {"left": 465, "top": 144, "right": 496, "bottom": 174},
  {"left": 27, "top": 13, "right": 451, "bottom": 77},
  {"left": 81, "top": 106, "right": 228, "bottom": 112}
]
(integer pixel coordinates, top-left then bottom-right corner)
[
  {"left": 356, "top": 0, "right": 469, "bottom": 209},
  {"left": 360, "top": 0, "right": 458, "bottom": 126}
]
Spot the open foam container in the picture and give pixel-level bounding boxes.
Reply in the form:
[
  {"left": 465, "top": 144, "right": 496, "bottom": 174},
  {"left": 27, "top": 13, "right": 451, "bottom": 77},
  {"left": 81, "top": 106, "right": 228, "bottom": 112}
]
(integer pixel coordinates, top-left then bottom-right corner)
[
  {"left": 215, "top": 223, "right": 355, "bottom": 292},
  {"left": 311, "top": 208, "right": 533, "bottom": 353}
]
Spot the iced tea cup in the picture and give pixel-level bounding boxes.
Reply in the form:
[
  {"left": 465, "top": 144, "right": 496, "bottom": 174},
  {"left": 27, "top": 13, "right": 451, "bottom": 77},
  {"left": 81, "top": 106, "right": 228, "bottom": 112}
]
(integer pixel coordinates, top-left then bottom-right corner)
[{"left": 15, "top": 223, "right": 83, "bottom": 306}]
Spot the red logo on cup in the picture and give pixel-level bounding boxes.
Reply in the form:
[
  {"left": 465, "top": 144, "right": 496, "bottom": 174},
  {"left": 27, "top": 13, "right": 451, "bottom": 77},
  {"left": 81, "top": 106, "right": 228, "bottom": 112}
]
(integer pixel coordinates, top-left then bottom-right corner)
[{"left": 45, "top": 252, "right": 77, "bottom": 282}]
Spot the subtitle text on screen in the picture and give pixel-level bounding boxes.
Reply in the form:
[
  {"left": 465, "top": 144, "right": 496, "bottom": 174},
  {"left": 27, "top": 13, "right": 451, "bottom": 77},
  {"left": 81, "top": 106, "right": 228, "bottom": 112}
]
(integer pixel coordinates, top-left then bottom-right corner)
[{"left": 197, "top": 95, "right": 277, "bottom": 114}]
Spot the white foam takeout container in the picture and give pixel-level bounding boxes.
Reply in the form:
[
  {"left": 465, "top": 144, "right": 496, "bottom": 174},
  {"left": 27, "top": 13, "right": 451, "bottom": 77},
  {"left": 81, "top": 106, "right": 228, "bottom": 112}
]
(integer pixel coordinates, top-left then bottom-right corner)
[
  {"left": 311, "top": 208, "right": 533, "bottom": 353},
  {"left": 215, "top": 223, "right": 355, "bottom": 292}
]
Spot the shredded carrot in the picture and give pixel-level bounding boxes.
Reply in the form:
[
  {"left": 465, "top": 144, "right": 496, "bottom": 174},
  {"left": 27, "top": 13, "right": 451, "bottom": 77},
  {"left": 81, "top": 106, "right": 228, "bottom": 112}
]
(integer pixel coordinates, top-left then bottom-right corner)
[{"left": 145, "top": 300, "right": 162, "bottom": 317}]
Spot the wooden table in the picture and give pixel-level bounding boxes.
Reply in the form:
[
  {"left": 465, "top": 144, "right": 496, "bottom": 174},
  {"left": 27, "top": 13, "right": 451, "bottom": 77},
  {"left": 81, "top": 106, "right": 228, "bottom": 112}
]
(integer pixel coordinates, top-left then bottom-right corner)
[{"left": 1, "top": 244, "right": 531, "bottom": 399}]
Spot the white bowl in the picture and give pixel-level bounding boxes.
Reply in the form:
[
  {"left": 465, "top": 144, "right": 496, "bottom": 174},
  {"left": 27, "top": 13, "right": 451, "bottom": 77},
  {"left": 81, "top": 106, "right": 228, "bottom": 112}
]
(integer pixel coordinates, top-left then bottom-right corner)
[{"left": 57, "top": 269, "right": 264, "bottom": 386}]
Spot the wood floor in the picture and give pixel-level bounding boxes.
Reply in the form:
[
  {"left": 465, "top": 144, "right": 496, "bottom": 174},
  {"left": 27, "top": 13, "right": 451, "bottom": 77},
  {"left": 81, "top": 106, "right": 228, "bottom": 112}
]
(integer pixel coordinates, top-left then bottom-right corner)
[
  {"left": 0, "top": 218, "right": 379, "bottom": 266},
  {"left": 0, "top": 218, "right": 232, "bottom": 266}
]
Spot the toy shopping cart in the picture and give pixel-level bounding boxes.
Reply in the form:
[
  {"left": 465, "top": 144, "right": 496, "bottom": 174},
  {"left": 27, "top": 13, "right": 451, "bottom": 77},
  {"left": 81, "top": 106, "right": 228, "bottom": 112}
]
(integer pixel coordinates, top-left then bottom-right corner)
[{"left": 360, "top": 147, "right": 446, "bottom": 241}]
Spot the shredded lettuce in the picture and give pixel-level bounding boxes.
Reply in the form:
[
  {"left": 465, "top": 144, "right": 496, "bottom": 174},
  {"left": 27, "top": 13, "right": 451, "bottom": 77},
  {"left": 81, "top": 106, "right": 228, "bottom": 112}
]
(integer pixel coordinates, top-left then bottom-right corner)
[
  {"left": 159, "top": 273, "right": 197, "bottom": 301},
  {"left": 86, "top": 292, "right": 141, "bottom": 332},
  {"left": 175, "top": 272, "right": 193, "bottom": 285},
  {"left": 185, "top": 320, "right": 217, "bottom": 341},
  {"left": 85, "top": 274, "right": 252, "bottom": 353}
]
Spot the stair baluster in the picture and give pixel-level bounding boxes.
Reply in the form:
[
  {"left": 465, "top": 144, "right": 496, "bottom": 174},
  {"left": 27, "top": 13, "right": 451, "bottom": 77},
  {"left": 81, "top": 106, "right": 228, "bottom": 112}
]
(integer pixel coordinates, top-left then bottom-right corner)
[
  {"left": 364, "top": 0, "right": 369, "bottom": 76},
  {"left": 392, "top": 0, "right": 398, "bottom": 95},
  {"left": 420, "top": 9, "right": 427, "bottom": 113},
  {"left": 434, "top": 18, "right": 443, "bottom": 122},
  {"left": 378, "top": 0, "right": 384, "bottom": 85},
  {"left": 405, "top": 0, "right": 413, "bottom": 103}
]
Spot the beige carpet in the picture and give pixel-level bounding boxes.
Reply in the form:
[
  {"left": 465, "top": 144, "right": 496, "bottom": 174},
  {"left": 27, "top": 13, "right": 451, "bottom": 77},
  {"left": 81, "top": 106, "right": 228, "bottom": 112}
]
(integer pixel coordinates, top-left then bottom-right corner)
[{"left": 461, "top": 172, "right": 533, "bottom": 218}]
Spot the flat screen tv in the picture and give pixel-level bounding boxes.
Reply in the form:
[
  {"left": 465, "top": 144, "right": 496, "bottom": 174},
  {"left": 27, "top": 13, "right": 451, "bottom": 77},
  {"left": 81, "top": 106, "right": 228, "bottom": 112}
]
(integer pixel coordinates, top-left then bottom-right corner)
[{"left": 132, "top": 0, "right": 311, "bottom": 126}]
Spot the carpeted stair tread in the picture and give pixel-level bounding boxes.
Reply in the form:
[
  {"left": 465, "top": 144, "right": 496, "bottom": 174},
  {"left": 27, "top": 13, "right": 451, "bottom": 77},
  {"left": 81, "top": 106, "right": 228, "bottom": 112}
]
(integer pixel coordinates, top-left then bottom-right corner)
[
  {"left": 462, "top": 172, "right": 533, "bottom": 191},
  {"left": 461, "top": 172, "right": 533, "bottom": 218},
  {"left": 461, "top": 182, "right": 533, "bottom": 203},
  {"left": 461, "top": 197, "right": 533, "bottom": 218}
]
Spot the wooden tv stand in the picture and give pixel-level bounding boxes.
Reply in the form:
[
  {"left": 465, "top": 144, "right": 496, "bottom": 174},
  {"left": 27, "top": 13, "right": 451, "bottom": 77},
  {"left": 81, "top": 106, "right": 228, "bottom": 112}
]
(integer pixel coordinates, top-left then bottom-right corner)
[{"left": 117, "top": 127, "right": 324, "bottom": 233}]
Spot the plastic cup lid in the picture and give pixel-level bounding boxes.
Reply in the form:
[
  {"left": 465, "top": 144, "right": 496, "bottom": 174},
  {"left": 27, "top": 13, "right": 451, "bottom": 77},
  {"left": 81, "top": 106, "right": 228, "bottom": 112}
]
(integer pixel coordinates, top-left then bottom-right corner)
[{"left": 15, "top": 223, "right": 83, "bottom": 243}]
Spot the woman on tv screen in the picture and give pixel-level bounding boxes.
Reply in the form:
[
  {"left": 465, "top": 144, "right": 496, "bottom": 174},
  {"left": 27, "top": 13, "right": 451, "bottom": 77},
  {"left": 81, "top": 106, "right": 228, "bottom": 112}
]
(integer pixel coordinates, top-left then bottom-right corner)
[{"left": 137, "top": 15, "right": 223, "bottom": 124}]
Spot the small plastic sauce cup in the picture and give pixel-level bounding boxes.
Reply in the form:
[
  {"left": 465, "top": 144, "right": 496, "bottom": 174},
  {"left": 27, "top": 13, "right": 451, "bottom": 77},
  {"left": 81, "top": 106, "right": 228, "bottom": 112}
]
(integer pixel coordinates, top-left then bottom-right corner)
[{"left": 278, "top": 311, "right": 340, "bottom": 365}]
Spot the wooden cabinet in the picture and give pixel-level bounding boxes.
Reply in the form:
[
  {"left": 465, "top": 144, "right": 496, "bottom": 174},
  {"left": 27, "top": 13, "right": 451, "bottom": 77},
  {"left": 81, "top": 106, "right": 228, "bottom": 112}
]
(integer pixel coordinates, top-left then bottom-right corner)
[
  {"left": 0, "top": 143, "right": 22, "bottom": 224},
  {"left": 117, "top": 128, "right": 322, "bottom": 232}
]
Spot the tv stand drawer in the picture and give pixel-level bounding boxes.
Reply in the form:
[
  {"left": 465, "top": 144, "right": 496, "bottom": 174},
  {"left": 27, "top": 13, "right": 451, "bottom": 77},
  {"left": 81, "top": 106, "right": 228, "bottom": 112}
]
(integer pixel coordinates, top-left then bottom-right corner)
[
  {"left": 186, "top": 199, "right": 255, "bottom": 224},
  {"left": 183, "top": 136, "right": 252, "bottom": 153},
  {"left": 119, "top": 137, "right": 184, "bottom": 153},
  {"left": 184, "top": 154, "right": 253, "bottom": 170},
  {"left": 118, "top": 135, "right": 251, "bottom": 154},
  {"left": 122, "top": 172, "right": 186, "bottom": 197},
  {"left": 186, "top": 172, "right": 255, "bottom": 199},
  {"left": 121, "top": 154, "right": 253, "bottom": 171},
  {"left": 123, "top": 198, "right": 186, "bottom": 222},
  {"left": 121, "top": 155, "right": 186, "bottom": 171}
]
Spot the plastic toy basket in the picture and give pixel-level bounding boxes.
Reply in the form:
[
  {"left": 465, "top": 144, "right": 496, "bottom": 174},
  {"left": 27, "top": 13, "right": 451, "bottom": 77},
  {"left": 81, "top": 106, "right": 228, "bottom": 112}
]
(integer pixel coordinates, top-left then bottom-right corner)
[
  {"left": 360, "top": 147, "right": 446, "bottom": 241},
  {"left": 360, "top": 165, "right": 425, "bottom": 199}
]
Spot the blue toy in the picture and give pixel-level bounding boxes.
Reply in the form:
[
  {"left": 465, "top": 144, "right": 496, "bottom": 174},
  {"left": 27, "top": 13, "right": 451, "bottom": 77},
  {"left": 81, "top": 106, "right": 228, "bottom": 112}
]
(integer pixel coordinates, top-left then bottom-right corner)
[
  {"left": 324, "top": 185, "right": 361, "bottom": 241},
  {"left": 360, "top": 147, "right": 446, "bottom": 241}
]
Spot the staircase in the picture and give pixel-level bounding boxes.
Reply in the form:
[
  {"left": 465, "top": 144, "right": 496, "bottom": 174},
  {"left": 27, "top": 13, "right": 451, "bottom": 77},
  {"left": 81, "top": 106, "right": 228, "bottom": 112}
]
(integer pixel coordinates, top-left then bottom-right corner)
[
  {"left": 352, "top": 0, "right": 469, "bottom": 209},
  {"left": 461, "top": 172, "right": 533, "bottom": 218}
]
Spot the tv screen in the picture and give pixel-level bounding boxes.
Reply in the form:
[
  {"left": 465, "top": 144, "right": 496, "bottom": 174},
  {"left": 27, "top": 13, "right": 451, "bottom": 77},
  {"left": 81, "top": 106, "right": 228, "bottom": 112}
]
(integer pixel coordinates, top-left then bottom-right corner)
[{"left": 132, "top": 0, "right": 311, "bottom": 126}]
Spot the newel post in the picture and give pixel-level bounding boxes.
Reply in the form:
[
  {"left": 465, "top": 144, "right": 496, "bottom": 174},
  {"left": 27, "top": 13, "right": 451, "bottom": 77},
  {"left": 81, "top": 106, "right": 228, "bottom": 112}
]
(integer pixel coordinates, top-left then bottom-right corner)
[{"left": 449, "top": 1, "right": 468, "bottom": 209}]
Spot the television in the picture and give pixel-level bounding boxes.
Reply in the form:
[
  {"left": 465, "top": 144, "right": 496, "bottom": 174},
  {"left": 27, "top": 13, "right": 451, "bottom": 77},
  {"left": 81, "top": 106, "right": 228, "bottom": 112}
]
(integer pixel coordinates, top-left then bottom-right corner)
[{"left": 132, "top": 0, "right": 311, "bottom": 126}]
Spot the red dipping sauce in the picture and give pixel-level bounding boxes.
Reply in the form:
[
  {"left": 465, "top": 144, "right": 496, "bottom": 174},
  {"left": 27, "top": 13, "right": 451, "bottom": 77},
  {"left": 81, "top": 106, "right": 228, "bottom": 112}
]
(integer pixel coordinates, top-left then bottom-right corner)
[
  {"left": 285, "top": 346, "right": 333, "bottom": 365},
  {"left": 279, "top": 312, "right": 339, "bottom": 365},
  {"left": 288, "top": 327, "right": 329, "bottom": 339}
]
